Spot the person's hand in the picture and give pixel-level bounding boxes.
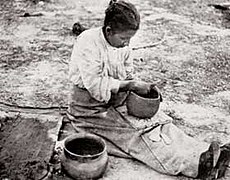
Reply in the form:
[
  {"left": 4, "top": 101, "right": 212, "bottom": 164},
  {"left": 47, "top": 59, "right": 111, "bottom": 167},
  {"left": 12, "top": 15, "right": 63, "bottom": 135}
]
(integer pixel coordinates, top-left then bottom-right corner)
[
  {"left": 130, "top": 81, "right": 152, "bottom": 96},
  {"left": 119, "top": 80, "right": 163, "bottom": 101},
  {"left": 130, "top": 81, "right": 163, "bottom": 101}
]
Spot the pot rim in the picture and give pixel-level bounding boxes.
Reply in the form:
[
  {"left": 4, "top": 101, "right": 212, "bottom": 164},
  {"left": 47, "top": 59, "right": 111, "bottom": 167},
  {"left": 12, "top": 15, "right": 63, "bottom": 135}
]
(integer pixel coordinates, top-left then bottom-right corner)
[
  {"left": 63, "top": 133, "right": 107, "bottom": 159},
  {"left": 129, "top": 90, "right": 160, "bottom": 101}
]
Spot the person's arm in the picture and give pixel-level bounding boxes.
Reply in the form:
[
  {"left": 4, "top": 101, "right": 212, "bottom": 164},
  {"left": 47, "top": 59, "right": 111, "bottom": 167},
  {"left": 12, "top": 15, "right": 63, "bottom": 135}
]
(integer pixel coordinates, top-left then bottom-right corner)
[
  {"left": 118, "top": 80, "right": 153, "bottom": 96},
  {"left": 70, "top": 35, "right": 120, "bottom": 103},
  {"left": 118, "top": 80, "right": 134, "bottom": 92}
]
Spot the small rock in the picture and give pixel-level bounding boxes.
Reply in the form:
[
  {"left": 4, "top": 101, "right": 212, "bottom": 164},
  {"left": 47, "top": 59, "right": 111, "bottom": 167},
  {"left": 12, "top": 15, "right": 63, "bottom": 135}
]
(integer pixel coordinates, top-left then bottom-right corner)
[
  {"left": 38, "top": 1, "right": 45, "bottom": 6},
  {"left": 72, "top": 22, "right": 87, "bottom": 36}
]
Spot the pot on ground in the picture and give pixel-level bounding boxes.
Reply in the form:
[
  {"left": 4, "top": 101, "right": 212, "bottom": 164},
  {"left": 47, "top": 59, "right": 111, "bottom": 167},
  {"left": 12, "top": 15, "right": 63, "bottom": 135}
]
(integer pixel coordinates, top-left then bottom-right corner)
[{"left": 61, "top": 133, "right": 108, "bottom": 180}]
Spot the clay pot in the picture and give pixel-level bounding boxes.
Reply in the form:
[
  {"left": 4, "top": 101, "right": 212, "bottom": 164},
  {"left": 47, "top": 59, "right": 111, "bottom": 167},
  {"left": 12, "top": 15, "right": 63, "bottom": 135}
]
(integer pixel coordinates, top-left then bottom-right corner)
[
  {"left": 126, "top": 86, "right": 161, "bottom": 118},
  {"left": 61, "top": 133, "right": 108, "bottom": 180}
]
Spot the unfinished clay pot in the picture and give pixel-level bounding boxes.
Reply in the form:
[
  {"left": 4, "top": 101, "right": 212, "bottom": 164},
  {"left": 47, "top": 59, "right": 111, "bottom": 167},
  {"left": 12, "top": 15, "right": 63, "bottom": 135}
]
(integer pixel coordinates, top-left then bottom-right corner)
[
  {"left": 126, "top": 86, "right": 161, "bottom": 118},
  {"left": 61, "top": 133, "right": 108, "bottom": 180}
]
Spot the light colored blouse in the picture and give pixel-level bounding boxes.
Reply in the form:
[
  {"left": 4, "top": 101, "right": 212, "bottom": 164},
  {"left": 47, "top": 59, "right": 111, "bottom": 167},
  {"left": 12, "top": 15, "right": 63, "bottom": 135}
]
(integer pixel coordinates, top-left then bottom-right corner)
[{"left": 69, "top": 27, "right": 134, "bottom": 103}]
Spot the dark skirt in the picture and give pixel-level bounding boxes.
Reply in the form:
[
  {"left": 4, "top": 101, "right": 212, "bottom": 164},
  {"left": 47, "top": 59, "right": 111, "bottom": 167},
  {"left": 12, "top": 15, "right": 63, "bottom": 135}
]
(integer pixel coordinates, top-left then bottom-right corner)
[{"left": 67, "top": 85, "right": 209, "bottom": 177}]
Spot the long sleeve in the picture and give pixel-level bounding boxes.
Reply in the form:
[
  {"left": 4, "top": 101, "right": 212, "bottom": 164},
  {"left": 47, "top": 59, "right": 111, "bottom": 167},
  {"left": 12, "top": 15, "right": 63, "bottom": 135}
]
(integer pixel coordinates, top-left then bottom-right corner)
[{"left": 69, "top": 34, "right": 120, "bottom": 103}]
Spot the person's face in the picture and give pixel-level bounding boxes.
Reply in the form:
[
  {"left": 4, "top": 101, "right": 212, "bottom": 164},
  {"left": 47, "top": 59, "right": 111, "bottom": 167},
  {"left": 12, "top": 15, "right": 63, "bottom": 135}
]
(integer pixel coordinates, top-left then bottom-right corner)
[{"left": 105, "top": 27, "right": 137, "bottom": 48}]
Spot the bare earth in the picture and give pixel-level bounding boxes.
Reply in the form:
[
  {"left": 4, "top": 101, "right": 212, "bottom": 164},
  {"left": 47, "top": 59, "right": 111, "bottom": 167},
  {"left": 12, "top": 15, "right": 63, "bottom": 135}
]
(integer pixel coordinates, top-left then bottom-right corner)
[{"left": 0, "top": 0, "right": 230, "bottom": 179}]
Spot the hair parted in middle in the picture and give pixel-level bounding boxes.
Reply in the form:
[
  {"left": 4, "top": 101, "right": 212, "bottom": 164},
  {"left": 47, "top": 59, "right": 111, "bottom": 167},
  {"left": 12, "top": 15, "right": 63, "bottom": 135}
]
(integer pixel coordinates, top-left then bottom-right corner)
[{"left": 104, "top": 0, "right": 140, "bottom": 32}]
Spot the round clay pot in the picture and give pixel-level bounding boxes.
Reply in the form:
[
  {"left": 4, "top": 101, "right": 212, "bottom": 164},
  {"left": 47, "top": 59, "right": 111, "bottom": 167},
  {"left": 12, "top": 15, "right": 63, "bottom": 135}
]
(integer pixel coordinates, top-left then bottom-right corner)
[
  {"left": 126, "top": 86, "right": 161, "bottom": 118},
  {"left": 61, "top": 133, "right": 108, "bottom": 180}
]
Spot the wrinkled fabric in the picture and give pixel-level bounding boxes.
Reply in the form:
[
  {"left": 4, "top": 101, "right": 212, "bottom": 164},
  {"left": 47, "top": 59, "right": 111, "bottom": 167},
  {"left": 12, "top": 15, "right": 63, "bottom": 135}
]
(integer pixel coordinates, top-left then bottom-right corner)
[
  {"left": 68, "top": 85, "right": 210, "bottom": 178},
  {"left": 69, "top": 27, "right": 133, "bottom": 102}
]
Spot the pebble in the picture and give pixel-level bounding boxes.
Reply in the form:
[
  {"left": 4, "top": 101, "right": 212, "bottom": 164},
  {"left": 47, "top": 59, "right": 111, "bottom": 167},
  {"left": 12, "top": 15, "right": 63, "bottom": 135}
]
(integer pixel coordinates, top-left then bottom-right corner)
[{"left": 38, "top": 1, "right": 45, "bottom": 6}]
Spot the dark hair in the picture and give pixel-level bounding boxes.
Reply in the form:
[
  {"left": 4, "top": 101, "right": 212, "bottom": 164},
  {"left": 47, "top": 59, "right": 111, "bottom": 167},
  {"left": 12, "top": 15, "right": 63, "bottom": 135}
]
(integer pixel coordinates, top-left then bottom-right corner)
[{"left": 104, "top": 0, "right": 140, "bottom": 32}]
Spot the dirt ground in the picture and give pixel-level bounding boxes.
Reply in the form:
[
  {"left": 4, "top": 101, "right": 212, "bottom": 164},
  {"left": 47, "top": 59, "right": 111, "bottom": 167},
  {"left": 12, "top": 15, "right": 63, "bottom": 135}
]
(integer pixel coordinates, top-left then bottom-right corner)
[{"left": 0, "top": 0, "right": 230, "bottom": 179}]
